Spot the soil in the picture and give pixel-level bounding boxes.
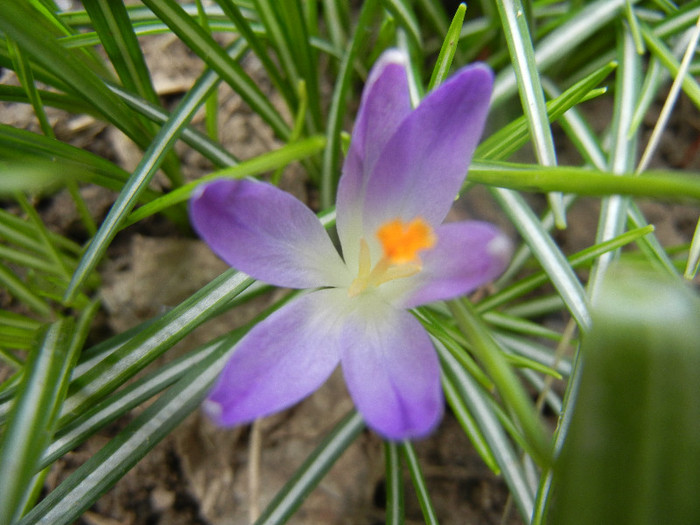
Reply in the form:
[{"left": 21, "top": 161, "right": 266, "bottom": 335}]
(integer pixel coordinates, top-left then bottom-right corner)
[{"left": 2, "top": 20, "right": 698, "bottom": 525}]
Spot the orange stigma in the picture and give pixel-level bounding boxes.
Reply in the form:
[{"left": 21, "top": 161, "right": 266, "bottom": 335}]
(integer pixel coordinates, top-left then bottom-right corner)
[
  {"left": 377, "top": 217, "right": 436, "bottom": 264},
  {"left": 347, "top": 217, "right": 436, "bottom": 298}
]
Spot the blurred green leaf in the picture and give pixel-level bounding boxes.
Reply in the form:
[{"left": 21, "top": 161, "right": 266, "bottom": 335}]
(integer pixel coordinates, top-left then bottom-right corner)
[{"left": 550, "top": 265, "right": 700, "bottom": 524}]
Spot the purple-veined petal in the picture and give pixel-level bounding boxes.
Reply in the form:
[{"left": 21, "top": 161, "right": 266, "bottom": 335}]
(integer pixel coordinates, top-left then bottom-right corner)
[
  {"left": 398, "top": 221, "right": 512, "bottom": 308},
  {"left": 204, "top": 289, "right": 351, "bottom": 426},
  {"left": 190, "top": 179, "right": 351, "bottom": 289},
  {"left": 362, "top": 64, "right": 494, "bottom": 237},
  {"left": 336, "top": 50, "right": 413, "bottom": 271},
  {"left": 339, "top": 294, "right": 443, "bottom": 440}
]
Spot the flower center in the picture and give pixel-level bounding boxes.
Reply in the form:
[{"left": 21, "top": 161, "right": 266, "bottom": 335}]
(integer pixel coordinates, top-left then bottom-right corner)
[{"left": 348, "top": 217, "right": 436, "bottom": 297}]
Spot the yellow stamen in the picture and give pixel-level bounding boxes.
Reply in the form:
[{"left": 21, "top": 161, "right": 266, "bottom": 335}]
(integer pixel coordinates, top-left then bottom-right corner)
[
  {"left": 347, "top": 217, "right": 436, "bottom": 297},
  {"left": 377, "top": 217, "right": 436, "bottom": 264}
]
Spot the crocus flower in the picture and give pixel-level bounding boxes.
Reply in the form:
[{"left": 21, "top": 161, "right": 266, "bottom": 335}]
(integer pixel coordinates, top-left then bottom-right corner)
[{"left": 190, "top": 50, "right": 511, "bottom": 440}]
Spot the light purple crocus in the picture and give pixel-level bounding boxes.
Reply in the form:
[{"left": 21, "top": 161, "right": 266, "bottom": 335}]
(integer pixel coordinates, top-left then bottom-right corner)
[{"left": 190, "top": 50, "right": 511, "bottom": 440}]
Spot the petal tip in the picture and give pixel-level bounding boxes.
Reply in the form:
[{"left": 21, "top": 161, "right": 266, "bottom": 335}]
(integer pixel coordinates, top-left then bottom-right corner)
[
  {"left": 202, "top": 398, "right": 223, "bottom": 424},
  {"left": 375, "top": 48, "right": 408, "bottom": 68},
  {"left": 488, "top": 232, "right": 513, "bottom": 262}
]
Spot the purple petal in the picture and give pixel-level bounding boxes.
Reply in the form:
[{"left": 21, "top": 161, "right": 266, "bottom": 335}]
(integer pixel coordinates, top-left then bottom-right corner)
[
  {"left": 204, "top": 289, "right": 348, "bottom": 426},
  {"left": 399, "top": 221, "right": 512, "bottom": 308},
  {"left": 339, "top": 296, "right": 443, "bottom": 440},
  {"left": 336, "top": 50, "right": 413, "bottom": 270},
  {"left": 190, "top": 179, "right": 351, "bottom": 289},
  {"left": 362, "top": 64, "right": 494, "bottom": 236}
]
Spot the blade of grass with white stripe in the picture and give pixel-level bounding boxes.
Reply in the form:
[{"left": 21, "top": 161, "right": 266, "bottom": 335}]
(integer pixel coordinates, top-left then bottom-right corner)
[
  {"left": 15, "top": 329, "right": 241, "bottom": 525},
  {"left": 492, "top": 0, "right": 635, "bottom": 106},
  {"left": 637, "top": 13, "right": 700, "bottom": 277},
  {"left": 476, "top": 60, "right": 616, "bottom": 163},
  {"left": 587, "top": 26, "right": 641, "bottom": 302},
  {"left": 447, "top": 299, "right": 551, "bottom": 467},
  {"left": 491, "top": 187, "right": 592, "bottom": 330},
  {"left": 437, "top": 341, "right": 534, "bottom": 521},
  {"left": 58, "top": 269, "right": 253, "bottom": 426},
  {"left": 641, "top": 19, "right": 700, "bottom": 108},
  {"left": 495, "top": 0, "right": 564, "bottom": 228},
  {"left": 63, "top": 39, "right": 247, "bottom": 303},
  {"left": 107, "top": 82, "right": 239, "bottom": 167},
  {"left": 322, "top": 0, "right": 349, "bottom": 51},
  {"left": 39, "top": 336, "right": 223, "bottom": 470},
  {"left": 480, "top": 225, "right": 655, "bottom": 313},
  {"left": 0, "top": 318, "right": 74, "bottom": 524},
  {"left": 542, "top": 79, "right": 678, "bottom": 276},
  {"left": 383, "top": 0, "right": 423, "bottom": 52},
  {"left": 81, "top": 0, "right": 186, "bottom": 185},
  {"left": 443, "top": 372, "right": 500, "bottom": 471},
  {"left": 253, "top": 411, "right": 365, "bottom": 525}
]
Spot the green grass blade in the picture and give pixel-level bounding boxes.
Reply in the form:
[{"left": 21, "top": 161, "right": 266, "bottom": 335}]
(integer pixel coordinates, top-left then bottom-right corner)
[
  {"left": 0, "top": 262, "right": 52, "bottom": 317},
  {"left": 15, "top": 329, "right": 240, "bottom": 525},
  {"left": 490, "top": 188, "right": 592, "bottom": 330},
  {"left": 685, "top": 219, "right": 700, "bottom": 278},
  {"left": 0, "top": 1, "right": 148, "bottom": 145},
  {"left": 415, "top": 0, "right": 448, "bottom": 36},
  {"left": 40, "top": 338, "right": 222, "bottom": 470},
  {"left": 495, "top": 0, "right": 564, "bottom": 227},
  {"left": 385, "top": 441, "right": 405, "bottom": 525},
  {"left": 82, "top": 0, "right": 159, "bottom": 105},
  {"left": 59, "top": 270, "right": 253, "bottom": 426},
  {"left": 437, "top": 341, "right": 534, "bottom": 521},
  {"left": 642, "top": 20, "right": 700, "bottom": 108},
  {"left": 540, "top": 80, "right": 679, "bottom": 276},
  {"left": 476, "top": 60, "right": 616, "bottom": 161},
  {"left": 322, "top": 0, "right": 349, "bottom": 50},
  {"left": 587, "top": 26, "right": 641, "bottom": 301},
  {"left": 213, "top": 0, "right": 296, "bottom": 112},
  {"left": 550, "top": 266, "right": 700, "bottom": 524},
  {"left": 383, "top": 0, "right": 423, "bottom": 51},
  {"left": 254, "top": 411, "right": 365, "bottom": 525},
  {"left": 400, "top": 442, "right": 439, "bottom": 525},
  {"left": 320, "top": 0, "right": 380, "bottom": 208},
  {"left": 447, "top": 299, "right": 551, "bottom": 467},
  {"left": 492, "top": 0, "right": 633, "bottom": 105},
  {"left": 480, "top": 225, "right": 655, "bottom": 312},
  {"left": 63, "top": 39, "right": 247, "bottom": 302},
  {"left": 106, "top": 82, "right": 239, "bottom": 168},
  {"left": 5, "top": 37, "right": 54, "bottom": 138},
  {"left": 0, "top": 85, "right": 93, "bottom": 114},
  {"left": 0, "top": 124, "right": 144, "bottom": 194},
  {"left": 123, "top": 135, "right": 326, "bottom": 227},
  {"left": 427, "top": 2, "right": 466, "bottom": 91},
  {"left": 468, "top": 162, "right": 700, "bottom": 202},
  {"left": 441, "top": 373, "right": 499, "bottom": 473},
  {"left": 270, "top": 0, "right": 322, "bottom": 130},
  {"left": 141, "top": 0, "right": 289, "bottom": 139},
  {"left": 0, "top": 318, "right": 73, "bottom": 524}
]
